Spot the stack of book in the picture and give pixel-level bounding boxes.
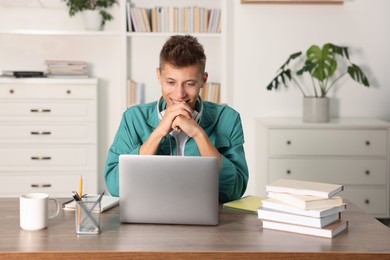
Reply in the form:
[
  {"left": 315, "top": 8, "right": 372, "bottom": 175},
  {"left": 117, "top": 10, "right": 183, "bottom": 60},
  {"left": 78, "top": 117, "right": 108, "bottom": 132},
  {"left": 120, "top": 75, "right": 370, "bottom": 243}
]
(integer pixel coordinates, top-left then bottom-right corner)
[
  {"left": 127, "top": 79, "right": 145, "bottom": 108},
  {"left": 258, "top": 179, "right": 348, "bottom": 238},
  {"left": 45, "top": 60, "right": 89, "bottom": 78},
  {"left": 199, "top": 82, "right": 220, "bottom": 103},
  {"left": 1, "top": 70, "right": 45, "bottom": 78},
  {"left": 127, "top": 4, "right": 221, "bottom": 33}
]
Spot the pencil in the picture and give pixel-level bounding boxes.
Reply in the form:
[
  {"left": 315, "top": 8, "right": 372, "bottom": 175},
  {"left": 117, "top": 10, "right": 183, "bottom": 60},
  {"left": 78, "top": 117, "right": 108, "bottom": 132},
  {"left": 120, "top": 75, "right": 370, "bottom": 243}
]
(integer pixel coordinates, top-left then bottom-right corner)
[
  {"left": 79, "top": 176, "right": 83, "bottom": 197},
  {"left": 77, "top": 176, "right": 83, "bottom": 228}
]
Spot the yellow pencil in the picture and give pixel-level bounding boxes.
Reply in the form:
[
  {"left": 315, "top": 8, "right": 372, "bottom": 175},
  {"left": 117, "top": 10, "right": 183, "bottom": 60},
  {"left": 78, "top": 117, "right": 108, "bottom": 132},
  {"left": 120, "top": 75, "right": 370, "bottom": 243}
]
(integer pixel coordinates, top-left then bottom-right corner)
[
  {"left": 77, "top": 176, "right": 83, "bottom": 229},
  {"left": 79, "top": 176, "right": 83, "bottom": 197}
]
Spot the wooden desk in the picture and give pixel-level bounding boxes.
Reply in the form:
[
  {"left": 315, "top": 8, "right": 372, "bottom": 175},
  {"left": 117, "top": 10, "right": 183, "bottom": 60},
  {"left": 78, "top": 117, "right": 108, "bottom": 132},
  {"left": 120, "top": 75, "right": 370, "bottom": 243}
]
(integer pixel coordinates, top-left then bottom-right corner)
[{"left": 0, "top": 198, "right": 389, "bottom": 259}]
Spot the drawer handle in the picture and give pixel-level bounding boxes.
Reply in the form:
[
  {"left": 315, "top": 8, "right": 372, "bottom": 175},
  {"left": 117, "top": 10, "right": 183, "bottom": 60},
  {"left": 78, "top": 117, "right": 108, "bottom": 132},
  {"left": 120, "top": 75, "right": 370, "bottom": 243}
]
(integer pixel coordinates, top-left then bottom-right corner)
[
  {"left": 31, "top": 156, "right": 52, "bottom": 160},
  {"left": 364, "top": 199, "right": 370, "bottom": 204},
  {"left": 286, "top": 170, "right": 291, "bottom": 174},
  {"left": 31, "top": 131, "right": 52, "bottom": 135},
  {"left": 66, "top": 90, "right": 71, "bottom": 94},
  {"left": 31, "top": 184, "right": 52, "bottom": 188},
  {"left": 9, "top": 89, "right": 14, "bottom": 94},
  {"left": 286, "top": 140, "right": 292, "bottom": 145},
  {"left": 365, "top": 141, "right": 370, "bottom": 146},
  {"left": 365, "top": 170, "right": 370, "bottom": 175},
  {"left": 30, "top": 108, "right": 51, "bottom": 113}
]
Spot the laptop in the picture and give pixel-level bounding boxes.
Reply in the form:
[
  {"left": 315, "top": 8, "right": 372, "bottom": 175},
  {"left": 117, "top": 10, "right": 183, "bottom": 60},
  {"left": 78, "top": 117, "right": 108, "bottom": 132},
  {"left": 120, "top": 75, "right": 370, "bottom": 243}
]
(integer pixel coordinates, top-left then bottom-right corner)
[{"left": 119, "top": 155, "right": 219, "bottom": 225}]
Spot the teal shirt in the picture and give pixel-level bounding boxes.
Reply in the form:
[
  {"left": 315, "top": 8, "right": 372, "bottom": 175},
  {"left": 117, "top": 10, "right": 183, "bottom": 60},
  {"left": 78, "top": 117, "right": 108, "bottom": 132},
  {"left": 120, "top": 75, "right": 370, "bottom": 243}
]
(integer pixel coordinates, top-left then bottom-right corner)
[{"left": 104, "top": 100, "right": 249, "bottom": 203}]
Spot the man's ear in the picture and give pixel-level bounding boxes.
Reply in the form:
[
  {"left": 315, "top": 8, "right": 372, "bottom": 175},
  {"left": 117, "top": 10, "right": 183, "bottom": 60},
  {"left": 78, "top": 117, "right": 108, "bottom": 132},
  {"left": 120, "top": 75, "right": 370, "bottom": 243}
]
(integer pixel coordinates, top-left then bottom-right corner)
[
  {"left": 202, "top": 72, "right": 208, "bottom": 86},
  {"left": 156, "top": 67, "right": 161, "bottom": 81}
]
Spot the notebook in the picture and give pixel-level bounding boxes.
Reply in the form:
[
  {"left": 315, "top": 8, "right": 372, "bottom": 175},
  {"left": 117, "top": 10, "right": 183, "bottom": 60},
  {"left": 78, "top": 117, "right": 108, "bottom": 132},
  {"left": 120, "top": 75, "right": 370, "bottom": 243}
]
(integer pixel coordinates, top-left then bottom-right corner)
[
  {"left": 119, "top": 155, "right": 219, "bottom": 225},
  {"left": 62, "top": 195, "right": 119, "bottom": 213}
]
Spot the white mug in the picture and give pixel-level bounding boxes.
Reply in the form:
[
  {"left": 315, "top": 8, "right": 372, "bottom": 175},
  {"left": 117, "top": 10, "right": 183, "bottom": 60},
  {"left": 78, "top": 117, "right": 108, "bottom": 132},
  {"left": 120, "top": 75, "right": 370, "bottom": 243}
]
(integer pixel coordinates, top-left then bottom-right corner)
[{"left": 20, "top": 193, "right": 60, "bottom": 231}]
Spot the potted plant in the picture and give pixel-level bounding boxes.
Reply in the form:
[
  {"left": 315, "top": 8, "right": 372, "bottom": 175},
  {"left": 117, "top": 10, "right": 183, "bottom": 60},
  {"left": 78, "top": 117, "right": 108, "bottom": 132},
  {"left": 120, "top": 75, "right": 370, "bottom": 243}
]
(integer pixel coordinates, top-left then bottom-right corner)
[
  {"left": 62, "top": 0, "right": 118, "bottom": 30},
  {"left": 266, "top": 43, "right": 370, "bottom": 122}
]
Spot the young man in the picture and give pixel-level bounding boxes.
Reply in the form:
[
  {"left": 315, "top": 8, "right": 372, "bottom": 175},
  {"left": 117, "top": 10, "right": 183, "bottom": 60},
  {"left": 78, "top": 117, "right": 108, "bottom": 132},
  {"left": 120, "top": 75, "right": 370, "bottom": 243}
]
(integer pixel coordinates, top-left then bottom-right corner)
[{"left": 104, "top": 35, "right": 248, "bottom": 203}]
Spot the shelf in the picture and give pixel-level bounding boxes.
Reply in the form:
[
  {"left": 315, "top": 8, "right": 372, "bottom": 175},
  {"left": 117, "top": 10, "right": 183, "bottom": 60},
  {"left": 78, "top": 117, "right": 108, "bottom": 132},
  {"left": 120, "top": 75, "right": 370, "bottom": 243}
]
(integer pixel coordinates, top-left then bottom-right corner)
[
  {"left": 126, "top": 32, "right": 222, "bottom": 38},
  {"left": 0, "top": 30, "right": 121, "bottom": 37},
  {"left": 0, "top": 77, "right": 98, "bottom": 84}
]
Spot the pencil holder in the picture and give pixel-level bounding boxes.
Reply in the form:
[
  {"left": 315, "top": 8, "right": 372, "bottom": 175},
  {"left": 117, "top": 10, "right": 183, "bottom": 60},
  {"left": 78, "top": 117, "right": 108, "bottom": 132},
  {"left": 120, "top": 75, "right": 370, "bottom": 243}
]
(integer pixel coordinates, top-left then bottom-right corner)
[{"left": 75, "top": 199, "right": 101, "bottom": 235}]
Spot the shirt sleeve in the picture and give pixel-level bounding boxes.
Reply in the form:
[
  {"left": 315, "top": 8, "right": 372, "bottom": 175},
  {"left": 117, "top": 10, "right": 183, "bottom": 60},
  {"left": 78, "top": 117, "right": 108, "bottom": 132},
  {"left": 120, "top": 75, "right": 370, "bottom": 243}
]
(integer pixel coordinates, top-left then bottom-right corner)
[
  {"left": 216, "top": 112, "right": 249, "bottom": 203},
  {"left": 104, "top": 112, "right": 141, "bottom": 197}
]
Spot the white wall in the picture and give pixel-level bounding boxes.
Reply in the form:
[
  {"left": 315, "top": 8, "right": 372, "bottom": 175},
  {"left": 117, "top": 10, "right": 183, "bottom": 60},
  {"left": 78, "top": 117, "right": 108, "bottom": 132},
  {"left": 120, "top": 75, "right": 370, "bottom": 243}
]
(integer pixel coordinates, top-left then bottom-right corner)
[
  {"left": 231, "top": 0, "right": 390, "bottom": 195},
  {"left": 1, "top": 0, "right": 389, "bottom": 196}
]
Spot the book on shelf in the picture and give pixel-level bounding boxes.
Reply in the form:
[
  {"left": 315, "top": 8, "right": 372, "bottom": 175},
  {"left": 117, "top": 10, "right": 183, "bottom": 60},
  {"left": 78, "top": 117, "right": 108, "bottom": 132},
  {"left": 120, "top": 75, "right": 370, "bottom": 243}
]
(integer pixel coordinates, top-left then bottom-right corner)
[
  {"left": 127, "top": 5, "right": 221, "bottom": 33},
  {"left": 127, "top": 80, "right": 145, "bottom": 107},
  {"left": 261, "top": 198, "right": 346, "bottom": 218},
  {"left": 267, "top": 192, "right": 343, "bottom": 210},
  {"left": 2, "top": 70, "right": 45, "bottom": 78},
  {"left": 45, "top": 60, "right": 87, "bottom": 66},
  {"left": 45, "top": 59, "right": 89, "bottom": 78},
  {"left": 46, "top": 74, "right": 89, "bottom": 79},
  {"left": 258, "top": 207, "right": 340, "bottom": 228},
  {"left": 63, "top": 194, "right": 119, "bottom": 213},
  {"left": 261, "top": 219, "right": 348, "bottom": 238},
  {"left": 266, "top": 179, "right": 343, "bottom": 198},
  {"left": 199, "top": 82, "right": 220, "bottom": 103},
  {"left": 223, "top": 195, "right": 265, "bottom": 214}
]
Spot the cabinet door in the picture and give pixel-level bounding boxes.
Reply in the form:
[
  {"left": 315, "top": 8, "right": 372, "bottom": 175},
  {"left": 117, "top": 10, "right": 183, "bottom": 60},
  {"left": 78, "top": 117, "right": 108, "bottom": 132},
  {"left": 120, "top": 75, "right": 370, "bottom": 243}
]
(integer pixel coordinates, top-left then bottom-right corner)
[
  {"left": 0, "top": 123, "right": 96, "bottom": 144},
  {"left": 269, "top": 129, "right": 388, "bottom": 156},
  {"left": 0, "top": 173, "right": 96, "bottom": 197},
  {"left": 0, "top": 83, "right": 96, "bottom": 99},
  {"left": 269, "top": 159, "right": 388, "bottom": 185},
  {"left": 0, "top": 146, "right": 96, "bottom": 171},
  {"left": 341, "top": 187, "right": 389, "bottom": 217},
  {"left": 0, "top": 101, "right": 96, "bottom": 121}
]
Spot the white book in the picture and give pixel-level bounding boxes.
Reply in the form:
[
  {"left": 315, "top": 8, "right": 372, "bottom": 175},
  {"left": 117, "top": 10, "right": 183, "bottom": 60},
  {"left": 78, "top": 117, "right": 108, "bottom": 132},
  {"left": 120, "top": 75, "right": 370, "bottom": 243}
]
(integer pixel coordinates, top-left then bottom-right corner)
[
  {"left": 261, "top": 198, "right": 346, "bottom": 218},
  {"left": 261, "top": 219, "right": 348, "bottom": 238},
  {"left": 266, "top": 179, "right": 343, "bottom": 198},
  {"left": 258, "top": 207, "right": 340, "bottom": 228},
  {"left": 268, "top": 192, "right": 343, "bottom": 210}
]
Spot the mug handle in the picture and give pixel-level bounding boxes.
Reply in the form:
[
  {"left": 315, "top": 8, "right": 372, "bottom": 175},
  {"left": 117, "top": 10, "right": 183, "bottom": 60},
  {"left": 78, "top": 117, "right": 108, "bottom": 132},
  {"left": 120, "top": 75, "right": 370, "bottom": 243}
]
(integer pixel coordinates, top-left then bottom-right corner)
[{"left": 49, "top": 198, "right": 60, "bottom": 219}]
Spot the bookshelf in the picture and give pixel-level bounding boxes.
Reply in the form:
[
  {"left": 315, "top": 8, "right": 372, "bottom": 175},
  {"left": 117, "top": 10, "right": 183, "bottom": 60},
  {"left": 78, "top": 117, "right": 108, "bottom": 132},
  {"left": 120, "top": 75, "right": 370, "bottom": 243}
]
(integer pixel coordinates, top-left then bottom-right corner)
[
  {"left": 124, "top": 0, "right": 230, "bottom": 109},
  {"left": 0, "top": 0, "right": 231, "bottom": 194}
]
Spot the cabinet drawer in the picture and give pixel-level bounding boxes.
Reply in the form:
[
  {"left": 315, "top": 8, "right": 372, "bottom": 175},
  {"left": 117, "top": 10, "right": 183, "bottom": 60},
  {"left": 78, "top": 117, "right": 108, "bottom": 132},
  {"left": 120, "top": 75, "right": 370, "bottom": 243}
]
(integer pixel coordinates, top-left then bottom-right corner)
[
  {"left": 0, "top": 123, "right": 96, "bottom": 144},
  {"left": 269, "top": 159, "right": 388, "bottom": 185},
  {"left": 269, "top": 129, "right": 388, "bottom": 156},
  {"left": 0, "top": 83, "right": 96, "bottom": 99},
  {"left": 0, "top": 146, "right": 96, "bottom": 170},
  {"left": 341, "top": 187, "right": 389, "bottom": 217},
  {"left": 0, "top": 173, "right": 96, "bottom": 197},
  {"left": 0, "top": 101, "right": 96, "bottom": 121}
]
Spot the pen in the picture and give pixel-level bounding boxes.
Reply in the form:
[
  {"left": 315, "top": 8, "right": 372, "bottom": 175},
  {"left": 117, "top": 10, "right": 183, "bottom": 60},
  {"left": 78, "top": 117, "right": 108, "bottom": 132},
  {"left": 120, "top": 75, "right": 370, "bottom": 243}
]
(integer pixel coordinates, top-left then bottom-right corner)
[
  {"left": 72, "top": 191, "right": 100, "bottom": 229},
  {"left": 62, "top": 194, "right": 87, "bottom": 209},
  {"left": 89, "top": 191, "right": 105, "bottom": 213}
]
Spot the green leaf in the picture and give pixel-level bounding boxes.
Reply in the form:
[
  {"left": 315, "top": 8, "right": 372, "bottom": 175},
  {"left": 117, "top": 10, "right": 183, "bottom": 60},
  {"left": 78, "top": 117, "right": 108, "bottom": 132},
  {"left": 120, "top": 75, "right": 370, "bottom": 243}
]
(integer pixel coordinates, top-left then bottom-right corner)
[
  {"left": 347, "top": 64, "right": 370, "bottom": 87},
  {"left": 279, "top": 52, "right": 302, "bottom": 71},
  {"left": 306, "top": 44, "right": 337, "bottom": 81},
  {"left": 266, "top": 70, "right": 292, "bottom": 91}
]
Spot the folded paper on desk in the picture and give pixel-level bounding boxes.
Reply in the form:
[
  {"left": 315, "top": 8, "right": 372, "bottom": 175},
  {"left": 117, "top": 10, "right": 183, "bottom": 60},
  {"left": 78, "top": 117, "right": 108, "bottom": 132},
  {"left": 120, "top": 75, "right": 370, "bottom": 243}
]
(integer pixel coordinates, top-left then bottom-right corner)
[
  {"left": 223, "top": 195, "right": 265, "bottom": 214},
  {"left": 63, "top": 195, "right": 119, "bottom": 213}
]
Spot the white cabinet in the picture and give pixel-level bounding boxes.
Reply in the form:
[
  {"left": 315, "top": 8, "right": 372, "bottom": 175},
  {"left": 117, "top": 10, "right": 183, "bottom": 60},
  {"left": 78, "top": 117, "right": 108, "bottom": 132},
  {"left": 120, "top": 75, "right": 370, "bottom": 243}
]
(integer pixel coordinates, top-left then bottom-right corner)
[
  {"left": 256, "top": 118, "right": 390, "bottom": 218},
  {"left": 0, "top": 78, "right": 98, "bottom": 197}
]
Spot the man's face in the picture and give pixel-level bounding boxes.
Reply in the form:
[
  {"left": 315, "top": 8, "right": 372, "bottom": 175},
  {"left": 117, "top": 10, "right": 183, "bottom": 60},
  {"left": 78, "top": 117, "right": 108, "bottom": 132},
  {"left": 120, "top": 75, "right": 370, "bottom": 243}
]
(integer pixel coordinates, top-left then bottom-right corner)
[{"left": 157, "top": 63, "right": 208, "bottom": 110}]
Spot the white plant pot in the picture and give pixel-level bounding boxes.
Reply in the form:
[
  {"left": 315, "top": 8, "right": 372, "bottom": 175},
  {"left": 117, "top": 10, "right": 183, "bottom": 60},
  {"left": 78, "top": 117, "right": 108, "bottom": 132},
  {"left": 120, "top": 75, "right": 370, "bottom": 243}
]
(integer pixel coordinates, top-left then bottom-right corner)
[
  {"left": 302, "top": 97, "right": 330, "bottom": 123},
  {"left": 82, "top": 10, "right": 102, "bottom": 31}
]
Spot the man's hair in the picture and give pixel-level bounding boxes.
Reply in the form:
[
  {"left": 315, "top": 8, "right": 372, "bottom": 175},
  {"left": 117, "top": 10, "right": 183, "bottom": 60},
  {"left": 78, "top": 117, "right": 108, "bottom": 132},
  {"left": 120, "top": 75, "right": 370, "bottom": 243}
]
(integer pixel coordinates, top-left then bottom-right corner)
[{"left": 159, "top": 35, "right": 206, "bottom": 73}]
